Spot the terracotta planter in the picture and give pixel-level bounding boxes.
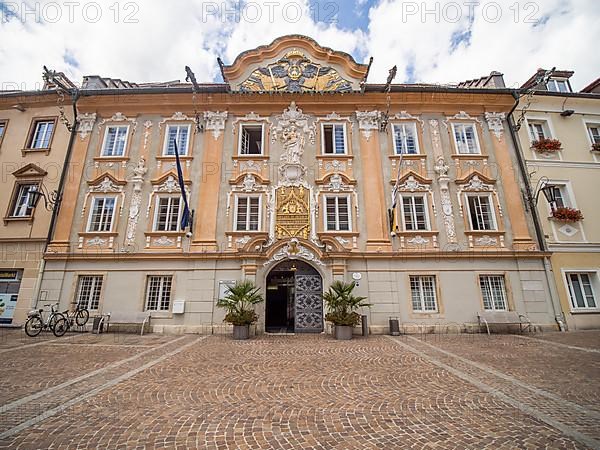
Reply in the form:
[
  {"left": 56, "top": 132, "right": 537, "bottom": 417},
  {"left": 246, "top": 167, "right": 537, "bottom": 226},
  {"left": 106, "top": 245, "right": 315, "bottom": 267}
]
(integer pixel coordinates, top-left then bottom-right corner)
[
  {"left": 334, "top": 325, "right": 353, "bottom": 340},
  {"left": 233, "top": 324, "right": 250, "bottom": 340}
]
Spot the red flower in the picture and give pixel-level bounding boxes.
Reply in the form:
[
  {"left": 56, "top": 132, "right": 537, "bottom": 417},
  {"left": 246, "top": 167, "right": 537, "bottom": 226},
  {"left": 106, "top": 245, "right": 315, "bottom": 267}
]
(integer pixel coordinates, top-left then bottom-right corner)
[
  {"left": 592, "top": 142, "right": 600, "bottom": 152},
  {"left": 531, "top": 138, "right": 562, "bottom": 153},
  {"left": 552, "top": 207, "right": 584, "bottom": 222}
]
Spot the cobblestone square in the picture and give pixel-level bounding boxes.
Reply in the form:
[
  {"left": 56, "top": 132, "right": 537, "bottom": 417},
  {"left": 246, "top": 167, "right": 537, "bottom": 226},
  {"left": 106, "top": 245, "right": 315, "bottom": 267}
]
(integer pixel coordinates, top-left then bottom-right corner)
[{"left": 0, "top": 329, "right": 598, "bottom": 449}]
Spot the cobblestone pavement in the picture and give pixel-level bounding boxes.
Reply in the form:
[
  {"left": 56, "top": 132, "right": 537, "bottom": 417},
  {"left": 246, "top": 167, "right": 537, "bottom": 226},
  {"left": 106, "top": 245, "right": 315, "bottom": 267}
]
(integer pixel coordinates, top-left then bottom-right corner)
[{"left": 0, "top": 330, "right": 598, "bottom": 449}]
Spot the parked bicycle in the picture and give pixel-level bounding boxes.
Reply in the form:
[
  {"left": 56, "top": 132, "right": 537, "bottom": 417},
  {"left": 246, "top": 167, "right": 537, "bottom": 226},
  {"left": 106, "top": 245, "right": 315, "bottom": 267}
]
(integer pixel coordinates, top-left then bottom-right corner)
[
  {"left": 24, "top": 303, "right": 64, "bottom": 337},
  {"left": 52, "top": 305, "right": 90, "bottom": 337}
]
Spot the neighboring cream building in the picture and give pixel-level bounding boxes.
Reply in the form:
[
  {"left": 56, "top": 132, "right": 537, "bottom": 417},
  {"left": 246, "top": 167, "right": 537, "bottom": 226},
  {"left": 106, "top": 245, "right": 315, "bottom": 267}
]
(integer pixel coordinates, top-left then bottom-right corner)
[
  {"left": 515, "top": 69, "right": 600, "bottom": 330},
  {"left": 8, "top": 36, "right": 564, "bottom": 333},
  {"left": 0, "top": 85, "right": 74, "bottom": 324}
]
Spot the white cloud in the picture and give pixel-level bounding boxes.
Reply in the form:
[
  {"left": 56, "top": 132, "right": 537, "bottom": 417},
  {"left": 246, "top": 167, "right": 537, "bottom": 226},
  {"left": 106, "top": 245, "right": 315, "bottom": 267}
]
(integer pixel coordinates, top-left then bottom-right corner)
[{"left": 0, "top": 0, "right": 598, "bottom": 91}]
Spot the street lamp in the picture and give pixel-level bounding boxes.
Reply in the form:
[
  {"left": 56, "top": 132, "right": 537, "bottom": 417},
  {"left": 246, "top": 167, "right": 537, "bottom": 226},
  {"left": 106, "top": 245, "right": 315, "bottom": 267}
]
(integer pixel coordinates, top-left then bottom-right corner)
[
  {"left": 28, "top": 185, "right": 59, "bottom": 211},
  {"left": 532, "top": 176, "right": 558, "bottom": 210}
]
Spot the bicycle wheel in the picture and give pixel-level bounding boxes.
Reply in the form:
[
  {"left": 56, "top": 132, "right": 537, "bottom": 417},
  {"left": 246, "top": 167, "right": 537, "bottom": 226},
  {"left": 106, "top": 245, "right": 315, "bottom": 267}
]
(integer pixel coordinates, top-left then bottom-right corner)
[
  {"left": 25, "top": 317, "right": 43, "bottom": 337},
  {"left": 75, "top": 309, "right": 89, "bottom": 326},
  {"left": 48, "top": 313, "right": 64, "bottom": 331},
  {"left": 52, "top": 317, "right": 69, "bottom": 337}
]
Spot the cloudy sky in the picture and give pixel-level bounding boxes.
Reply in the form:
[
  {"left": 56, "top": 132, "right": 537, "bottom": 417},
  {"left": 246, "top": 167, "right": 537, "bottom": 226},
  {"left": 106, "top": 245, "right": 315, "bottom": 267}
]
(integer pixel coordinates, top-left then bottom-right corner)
[{"left": 1, "top": 0, "right": 599, "bottom": 91}]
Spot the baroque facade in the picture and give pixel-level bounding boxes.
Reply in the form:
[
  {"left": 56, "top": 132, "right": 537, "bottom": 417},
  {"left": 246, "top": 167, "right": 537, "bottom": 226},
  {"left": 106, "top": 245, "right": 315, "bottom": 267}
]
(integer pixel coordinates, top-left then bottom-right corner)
[{"left": 3, "top": 36, "right": 568, "bottom": 333}]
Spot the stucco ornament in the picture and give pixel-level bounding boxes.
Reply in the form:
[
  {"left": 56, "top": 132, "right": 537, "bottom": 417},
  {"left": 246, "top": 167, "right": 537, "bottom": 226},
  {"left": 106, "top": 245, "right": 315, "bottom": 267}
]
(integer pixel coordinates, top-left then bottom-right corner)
[
  {"left": 204, "top": 111, "right": 228, "bottom": 139},
  {"left": 125, "top": 158, "right": 147, "bottom": 246},
  {"left": 91, "top": 177, "right": 123, "bottom": 194},
  {"left": 241, "top": 174, "right": 258, "bottom": 192},
  {"left": 355, "top": 110, "right": 381, "bottom": 141},
  {"left": 484, "top": 112, "right": 506, "bottom": 141},
  {"left": 77, "top": 113, "right": 97, "bottom": 140},
  {"left": 407, "top": 236, "right": 429, "bottom": 245},
  {"left": 264, "top": 238, "right": 325, "bottom": 267},
  {"left": 431, "top": 122, "right": 457, "bottom": 244},
  {"left": 475, "top": 236, "right": 498, "bottom": 246},
  {"left": 271, "top": 102, "right": 316, "bottom": 162}
]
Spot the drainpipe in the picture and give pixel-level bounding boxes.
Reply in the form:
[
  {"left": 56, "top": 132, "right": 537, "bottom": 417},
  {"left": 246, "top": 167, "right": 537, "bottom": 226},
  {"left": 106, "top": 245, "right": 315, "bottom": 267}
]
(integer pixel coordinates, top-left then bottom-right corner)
[
  {"left": 507, "top": 91, "right": 566, "bottom": 331},
  {"left": 31, "top": 90, "right": 80, "bottom": 309}
]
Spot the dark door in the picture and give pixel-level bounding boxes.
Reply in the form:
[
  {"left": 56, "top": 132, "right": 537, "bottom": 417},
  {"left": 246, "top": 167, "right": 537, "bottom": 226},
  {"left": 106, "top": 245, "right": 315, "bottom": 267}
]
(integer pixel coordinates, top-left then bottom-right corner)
[{"left": 265, "top": 271, "right": 295, "bottom": 333}]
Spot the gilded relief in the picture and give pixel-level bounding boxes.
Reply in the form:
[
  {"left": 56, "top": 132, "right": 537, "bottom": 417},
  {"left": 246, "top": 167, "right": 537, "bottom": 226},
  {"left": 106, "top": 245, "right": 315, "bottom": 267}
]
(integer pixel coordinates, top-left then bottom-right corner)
[
  {"left": 276, "top": 186, "right": 310, "bottom": 239},
  {"left": 239, "top": 50, "right": 353, "bottom": 93}
]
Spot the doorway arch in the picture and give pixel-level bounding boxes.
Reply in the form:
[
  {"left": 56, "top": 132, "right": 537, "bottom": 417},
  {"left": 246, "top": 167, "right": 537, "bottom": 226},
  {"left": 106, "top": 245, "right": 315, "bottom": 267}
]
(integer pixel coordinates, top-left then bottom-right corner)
[{"left": 265, "top": 260, "right": 323, "bottom": 333}]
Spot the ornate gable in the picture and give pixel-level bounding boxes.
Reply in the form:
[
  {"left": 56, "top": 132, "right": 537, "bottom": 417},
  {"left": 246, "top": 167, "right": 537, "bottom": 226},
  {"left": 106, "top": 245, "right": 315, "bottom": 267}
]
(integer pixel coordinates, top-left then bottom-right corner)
[
  {"left": 220, "top": 35, "right": 370, "bottom": 93},
  {"left": 12, "top": 163, "right": 48, "bottom": 178}
]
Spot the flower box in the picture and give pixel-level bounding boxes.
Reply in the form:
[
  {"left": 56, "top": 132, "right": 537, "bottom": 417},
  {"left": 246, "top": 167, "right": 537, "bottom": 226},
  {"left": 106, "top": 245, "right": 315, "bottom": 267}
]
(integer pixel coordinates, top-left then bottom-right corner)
[
  {"left": 591, "top": 142, "right": 600, "bottom": 152},
  {"left": 531, "top": 138, "right": 562, "bottom": 153},
  {"left": 551, "top": 207, "right": 584, "bottom": 222}
]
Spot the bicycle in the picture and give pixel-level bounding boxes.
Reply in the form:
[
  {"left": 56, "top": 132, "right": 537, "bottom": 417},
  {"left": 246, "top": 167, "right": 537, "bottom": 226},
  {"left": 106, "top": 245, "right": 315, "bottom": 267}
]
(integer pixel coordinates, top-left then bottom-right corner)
[
  {"left": 24, "top": 303, "right": 64, "bottom": 337},
  {"left": 52, "top": 305, "right": 90, "bottom": 337}
]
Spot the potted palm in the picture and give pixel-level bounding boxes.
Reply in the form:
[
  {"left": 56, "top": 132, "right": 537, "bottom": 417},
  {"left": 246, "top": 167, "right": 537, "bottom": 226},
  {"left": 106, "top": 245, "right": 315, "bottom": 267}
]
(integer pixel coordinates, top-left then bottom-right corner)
[
  {"left": 217, "top": 280, "right": 264, "bottom": 340},
  {"left": 323, "top": 281, "right": 371, "bottom": 340}
]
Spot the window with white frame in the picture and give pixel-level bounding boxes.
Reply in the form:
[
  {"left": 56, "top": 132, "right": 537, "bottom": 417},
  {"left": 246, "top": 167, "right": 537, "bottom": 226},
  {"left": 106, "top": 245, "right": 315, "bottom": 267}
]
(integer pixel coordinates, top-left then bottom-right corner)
[
  {"left": 467, "top": 195, "right": 497, "bottom": 231},
  {"left": 410, "top": 275, "right": 438, "bottom": 312},
  {"left": 28, "top": 120, "right": 54, "bottom": 149},
  {"left": 87, "top": 197, "right": 116, "bottom": 232},
  {"left": 101, "top": 125, "right": 129, "bottom": 157},
  {"left": 452, "top": 123, "right": 480, "bottom": 154},
  {"left": 75, "top": 275, "right": 103, "bottom": 310},
  {"left": 322, "top": 124, "right": 347, "bottom": 155},
  {"left": 548, "top": 185, "right": 567, "bottom": 209},
  {"left": 528, "top": 120, "right": 551, "bottom": 141},
  {"left": 0, "top": 120, "right": 6, "bottom": 142},
  {"left": 546, "top": 78, "right": 571, "bottom": 93},
  {"left": 587, "top": 124, "right": 600, "bottom": 144},
  {"left": 164, "top": 124, "right": 190, "bottom": 156},
  {"left": 479, "top": 275, "right": 508, "bottom": 311},
  {"left": 566, "top": 272, "right": 597, "bottom": 310},
  {"left": 145, "top": 275, "right": 172, "bottom": 311},
  {"left": 153, "top": 196, "right": 182, "bottom": 232},
  {"left": 400, "top": 195, "right": 429, "bottom": 231},
  {"left": 325, "top": 196, "right": 351, "bottom": 231},
  {"left": 392, "top": 123, "right": 419, "bottom": 154},
  {"left": 235, "top": 196, "right": 260, "bottom": 231},
  {"left": 10, "top": 183, "right": 38, "bottom": 217},
  {"left": 239, "top": 124, "right": 263, "bottom": 155}
]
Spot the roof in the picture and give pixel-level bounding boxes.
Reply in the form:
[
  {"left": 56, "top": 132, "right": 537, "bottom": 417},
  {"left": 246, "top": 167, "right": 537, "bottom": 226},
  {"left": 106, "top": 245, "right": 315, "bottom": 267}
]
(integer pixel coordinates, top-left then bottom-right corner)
[
  {"left": 581, "top": 77, "right": 600, "bottom": 94},
  {"left": 521, "top": 68, "right": 574, "bottom": 90},
  {"left": 457, "top": 71, "right": 506, "bottom": 89}
]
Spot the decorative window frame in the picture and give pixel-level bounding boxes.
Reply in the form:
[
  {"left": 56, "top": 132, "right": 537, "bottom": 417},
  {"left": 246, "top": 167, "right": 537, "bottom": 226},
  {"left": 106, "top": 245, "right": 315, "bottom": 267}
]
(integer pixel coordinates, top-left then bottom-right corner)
[
  {"left": 476, "top": 272, "right": 515, "bottom": 312},
  {"left": 85, "top": 195, "right": 119, "bottom": 233},
  {"left": 322, "top": 193, "right": 353, "bottom": 232},
  {"left": 100, "top": 124, "right": 131, "bottom": 158},
  {"left": 443, "top": 111, "right": 484, "bottom": 156},
  {"left": 317, "top": 173, "right": 359, "bottom": 233},
  {"left": 389, "top": 112, "right": 425, "bottom": 156},
  {"left": 394, "top": 173, "right": 438, "bottom": 248},
  {"left": 0, "top": 119, "right": 8, "bottom": 149},
  {"left": 4, "top": 163, "right": 47, "bottom": 223},
  {"left": 151, "top": 194, "right": 184, "bottom": 233},
  {"left": 524, "top": 115, "right": 562, "bottom": 161},
  {"left": 232, "top": 112, "right": 271, "bottom": 158},
  {"left": 316, "top": 113, "right": 353, "bottom": 157},
  {"left": 562, "top": 269, "right": 600, "bottom": 313},
  {"left": 95, "top": 112, "right": 137, "bottom": 161},
  {"left": 158, "top": 113, "right": 196, "bottom": 158},
  {"left": 23, "top": 116, "right": 58, "bottom": 154},
  {"left": 233, "top": 194, "right": 263, "bottom": 232},
  {"left": 582, "top": 118, "right": 600, "bottom": 162},
  {"left": 542, "top": 179, "right": 587, "bottom": 244}
]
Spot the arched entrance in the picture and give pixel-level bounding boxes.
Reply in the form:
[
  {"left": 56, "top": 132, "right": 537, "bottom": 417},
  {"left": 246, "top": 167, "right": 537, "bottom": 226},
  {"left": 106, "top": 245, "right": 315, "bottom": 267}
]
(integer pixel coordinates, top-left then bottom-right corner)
[{"left": 265, "top": 260, "right": 323, "bottom": 333}]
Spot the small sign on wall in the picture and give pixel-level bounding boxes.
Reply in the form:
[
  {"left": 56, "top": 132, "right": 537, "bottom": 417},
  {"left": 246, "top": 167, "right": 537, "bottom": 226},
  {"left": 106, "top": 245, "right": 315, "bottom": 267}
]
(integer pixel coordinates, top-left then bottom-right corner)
[{"left": 218, "top": 281, "right": 236, "bottom": 301}]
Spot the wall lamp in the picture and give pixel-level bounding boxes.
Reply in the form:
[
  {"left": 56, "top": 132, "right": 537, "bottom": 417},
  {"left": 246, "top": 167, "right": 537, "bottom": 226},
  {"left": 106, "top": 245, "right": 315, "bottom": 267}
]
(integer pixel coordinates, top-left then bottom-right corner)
[
  {"left": 532, "top": 176, "right": 559, "bottom": 210},
  {"left": 28, "top": 184, "right": 60, "bottom": 211}
]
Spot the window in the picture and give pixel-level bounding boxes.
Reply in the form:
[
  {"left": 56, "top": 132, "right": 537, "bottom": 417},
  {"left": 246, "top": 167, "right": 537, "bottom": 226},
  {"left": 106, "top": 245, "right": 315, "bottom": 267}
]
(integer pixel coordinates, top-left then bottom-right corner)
[
  {"left": 87, "top": 197, "right": 116, "bottom": 232},
  {"left": 153, "top": 196, "right": 181, "bottom": 232},
  {"left": 10, "top": 183, "right": 38, "bottom": 217},
  {"left": 549, "top": 185, "right": 567, "bottom": 209},
  {"left": 235, "top": 196, "right": 260, "bottom": 231},
  {"left": 325, "top": 196, "right": 351, "bottom": 231},
  {"left": 587, "top": 124, "right": 600, "bottom": 144},
  {"left": 527, "top": 119, "right": 554, "bottom": 142},
  {"left": 28, "top": 120, "right": 54, "bottom": 149},
  {"left": 401, "top": 195, "right": 428, "bottom": 231},
  {"left": 566, "top": 273, "right": 597, "bottom": 310},
  {"left": 392, "top": 123, "right": 419, "bottom": 155},
  {"left": 75, "top": 275, "right": 103, "bottom": 310},
  {"left": 410, "top": 275, "right": 438, "bottom": 312},
  {"left": 452, "top": 123, "right": 480, "bottom": 154},
  {"left": 480, "top": 275, "right": 508, "bottom": 311},
  {"left": 467, "top": 195, "right": 497, "bottom": 231},
  {"left": 0, "top": 120, "right": 6, "bottom": 145},
  {"left": 322, "top": 124, "right": 347, "bottom": 154},
  {"left": 145, "top": 275, "right": 172, "bottom": 311},
  {"left": 547, "top": 79, "right": 571, "bottom": 93},
  {"left": 239, "top": 124, "right": 263, "bottom": 155},
  {"left": 101, "top": 125, "right": 128, "bottom": 157},
  {"left": 164, "top": 124, "right": 190, "bottom": 156}
]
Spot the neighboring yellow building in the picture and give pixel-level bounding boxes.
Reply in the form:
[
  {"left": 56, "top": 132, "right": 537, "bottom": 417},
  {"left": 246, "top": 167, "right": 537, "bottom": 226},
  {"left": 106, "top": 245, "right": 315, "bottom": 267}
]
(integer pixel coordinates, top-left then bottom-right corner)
[
  {"left": 515, "top": 69, "right": 600, "bottom": 330},
  {"left": 0, "top": 77, "right": 74, "bottom": 324}
]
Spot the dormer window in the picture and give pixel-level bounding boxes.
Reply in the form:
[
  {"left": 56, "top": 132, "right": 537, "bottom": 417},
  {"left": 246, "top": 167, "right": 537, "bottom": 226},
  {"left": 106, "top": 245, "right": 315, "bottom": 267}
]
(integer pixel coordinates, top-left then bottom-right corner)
[
  {"left": 547, "top": 78, "right": 571, "bottom": 93},
  {"left": 239, "top": 124, "right": 263, "bottom": 155}
]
